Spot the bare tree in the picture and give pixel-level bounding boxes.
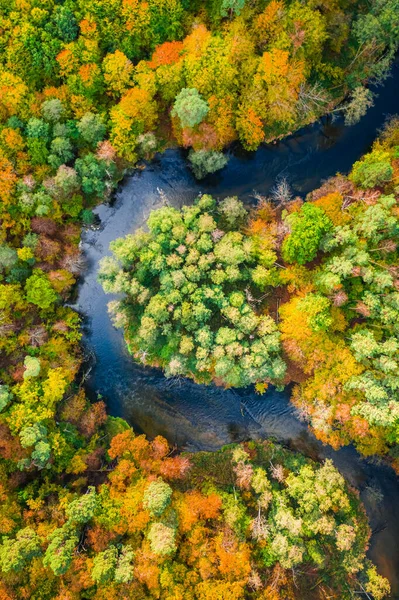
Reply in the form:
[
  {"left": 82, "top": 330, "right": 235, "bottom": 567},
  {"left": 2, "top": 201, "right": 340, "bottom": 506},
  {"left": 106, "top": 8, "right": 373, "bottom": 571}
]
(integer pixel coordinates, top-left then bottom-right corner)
[
  {"left": 271, "top": 177, "right": 292, "bottom": 206},
  {"left": 343, "top": 86, "right": 374, "bottom": 126},
  {"left": 28, "top": 326, "right": 48, "bottom": 347},
  {"left": 297, "top": 82, "right": 330, "bottom": 118},
  {"left": 60, "top": 253, "right": 86, "bottom": 275}
]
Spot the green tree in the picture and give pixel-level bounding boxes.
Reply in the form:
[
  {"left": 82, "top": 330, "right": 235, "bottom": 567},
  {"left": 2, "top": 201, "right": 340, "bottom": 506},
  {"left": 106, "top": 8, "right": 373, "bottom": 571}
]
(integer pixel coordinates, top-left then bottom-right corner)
[
  {"left": 31, "top": 440, "right": 51, "bottom": 469},
  {"left": 343, "top": 87, "right": 374, "bottom": 126},
  {"left": 48, "top": 137, "right": 74, "bottom": 169},
  {"left": 0, "top": 528, "right": 42, "bottom": 573},
  {"left": 20, "top": 423, "right": 47, "bottom": 448},
  {"left": 114, "top": 545, "right": 135, "bottom": 584},
  {"left": 147, "top": 522, "right": 177, "bottom": 556},
  {"left": 43, "top": 524, "right": 79, "bottom": 576},
  {"left": 77, "top": 112, "right": 106, "bottom": 147},
  {"left": 75, "top": 154, "right": 114, "bottom": 197},
  {"left": 171, "top": 88, "right": 209, "bottom": 129},
  {"left": 350, "top": 149, "right": 393, "bottom": 188},
  {"left": 41, "top": 98, "right": 65, "bottom": 123},
  {"left": 282, "top": 203, "right": 333, "bottom": 265},
  {"left": 26, "top": 118, "right": 50, "bottom": 142},
  {"left": 50, "top": 5, "right": 78, "bottom": 43},
  {"left": 365, "top": 564, "right": 392, "bottom": 600},
  {"left": 91, "top": 546, "right": 118, "bottom": 584},
  {"left": 25, "top": 271, "right": 58, "bottom": 310},
  {"left": 0, "top": 245, "right": 18, "bottom": 271},
  {"left": 143, "top": 479, "right": 173, "bottom": 516},
  {"left": 66, "top": 487, "right": 97, "bottom": 524},
  {"left": 188, "top": 149, "right": 228, "bottom": 179},
  {"left": 354, "top": 0, "right": 399, "bottom": 79},
  {"left": 220, "top": 0, "right": 246, "bottom": 18},
  {"left": 219, "top": 196, "right": 247, "bottom": 229},
  {"left": 53, "top": 165, "right": 80, "bottom": 198},
  {"left": 23, "top": 356, "right": 41, "bottom": 379},
  {"left": 0, "top": 384, "right": 12, "bottom": 412},
  {"left": 297, "top": 293, "right": 333, "bottom": 332}
]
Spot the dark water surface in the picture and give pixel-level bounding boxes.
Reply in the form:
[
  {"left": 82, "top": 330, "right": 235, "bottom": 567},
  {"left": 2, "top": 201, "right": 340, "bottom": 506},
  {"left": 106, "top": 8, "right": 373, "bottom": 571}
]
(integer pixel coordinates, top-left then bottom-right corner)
[{"left": 75, "top": 62, "right": 399, "bottom": 595}]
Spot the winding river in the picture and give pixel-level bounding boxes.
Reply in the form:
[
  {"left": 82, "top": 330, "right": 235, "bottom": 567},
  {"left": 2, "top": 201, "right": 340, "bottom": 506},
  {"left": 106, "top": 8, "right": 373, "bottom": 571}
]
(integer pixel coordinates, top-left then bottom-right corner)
[{"left": 75, "top": 61, "right": 399, "bottom": 595}]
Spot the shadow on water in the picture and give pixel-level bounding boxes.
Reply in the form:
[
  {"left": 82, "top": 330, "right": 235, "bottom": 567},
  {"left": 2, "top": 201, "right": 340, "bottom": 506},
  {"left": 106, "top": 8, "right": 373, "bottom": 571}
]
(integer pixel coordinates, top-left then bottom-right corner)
[{"left": 74, "top": 60, "right": 399, "bottom": 596}]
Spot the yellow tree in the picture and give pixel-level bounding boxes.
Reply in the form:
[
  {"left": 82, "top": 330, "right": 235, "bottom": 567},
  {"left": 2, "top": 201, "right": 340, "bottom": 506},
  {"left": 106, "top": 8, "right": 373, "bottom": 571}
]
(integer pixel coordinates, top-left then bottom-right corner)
[
  {"left": 255, "top": 48, "right": 305, "bottom": 129},
  {"left": 103, "top": 50, "right": 134, "bottom": 98},
  {"left": 110, "top": 87, "right": 158, "bottom": 161},
  {"left": 0, "top": 72, "right": 28, "bottom": 120}
]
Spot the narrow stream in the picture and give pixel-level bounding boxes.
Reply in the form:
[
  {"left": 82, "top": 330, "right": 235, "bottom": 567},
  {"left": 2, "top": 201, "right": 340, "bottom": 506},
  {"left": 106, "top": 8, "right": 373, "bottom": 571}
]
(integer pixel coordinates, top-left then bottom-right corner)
[{"left": 75, "top": 61, "right": 399, "bottom": 595}]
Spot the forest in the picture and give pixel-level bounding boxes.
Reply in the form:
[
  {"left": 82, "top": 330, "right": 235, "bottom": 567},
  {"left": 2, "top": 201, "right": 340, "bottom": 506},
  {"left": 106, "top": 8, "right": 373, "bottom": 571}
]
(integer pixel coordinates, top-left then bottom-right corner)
[{"left": 0, "top": 0, "right": 399, "bottom": 598}]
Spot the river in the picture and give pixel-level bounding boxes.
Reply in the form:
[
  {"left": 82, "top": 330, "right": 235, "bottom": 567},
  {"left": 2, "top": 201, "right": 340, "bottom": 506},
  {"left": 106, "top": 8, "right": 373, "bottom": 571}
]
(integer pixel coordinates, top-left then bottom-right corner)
[{"left": 74, "top": 61, "right": 399, "bottom": 595}]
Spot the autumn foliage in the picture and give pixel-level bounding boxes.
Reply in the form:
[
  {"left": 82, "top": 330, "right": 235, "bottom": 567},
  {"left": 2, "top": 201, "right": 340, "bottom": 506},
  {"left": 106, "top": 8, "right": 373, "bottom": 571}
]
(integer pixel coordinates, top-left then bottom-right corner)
[{"left": 0, "top": 2, "right": 397, "bottom": 599}]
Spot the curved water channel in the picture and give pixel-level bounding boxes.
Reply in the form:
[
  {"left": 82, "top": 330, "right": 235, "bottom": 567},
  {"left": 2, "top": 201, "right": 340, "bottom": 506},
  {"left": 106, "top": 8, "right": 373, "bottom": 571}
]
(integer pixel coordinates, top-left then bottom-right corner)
[{"left": 75, "top": 62, "right": 399, "bottom": 595}]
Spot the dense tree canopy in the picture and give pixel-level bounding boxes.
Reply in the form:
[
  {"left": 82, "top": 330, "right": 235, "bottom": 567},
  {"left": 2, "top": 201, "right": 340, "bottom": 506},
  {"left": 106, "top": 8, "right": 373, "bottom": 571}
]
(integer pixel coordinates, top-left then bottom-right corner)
[
  {"left": 100, "top": 195, "right": 286, "bottom": 387},
  {"left": 0, "top": 435, "right": 390, "bottom": 599},
  {"left": 0, "top": 1, "right": 397, "bottom": 598},
  {"left": 0, "top": 0, "right": 396, "bottom": 180}
]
